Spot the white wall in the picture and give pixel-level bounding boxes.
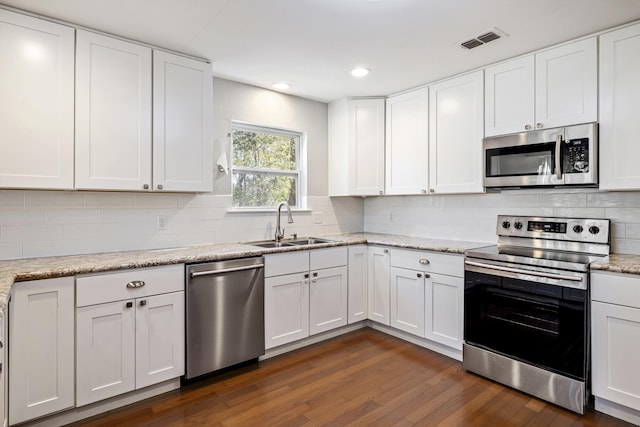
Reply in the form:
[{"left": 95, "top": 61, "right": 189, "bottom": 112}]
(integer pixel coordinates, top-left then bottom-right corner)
[
  {"left": 364, "top": 188, "right": 640, "bottom": 254},
  {"left": 0, "top": 77, "right": 364, "bottom": 260}
]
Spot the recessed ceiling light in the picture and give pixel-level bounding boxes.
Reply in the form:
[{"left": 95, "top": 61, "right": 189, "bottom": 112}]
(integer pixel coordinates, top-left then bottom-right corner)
[
  {"left": 350, "top": 67, "right": 370, "bottom": 77},
  {"left": 272, "top": 82, "right": 291, "bottom": 90}
]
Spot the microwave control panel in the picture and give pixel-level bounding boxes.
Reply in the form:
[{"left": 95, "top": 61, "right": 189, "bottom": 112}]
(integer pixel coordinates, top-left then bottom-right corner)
[{"left": 563, "top": 138, "right": 589, "bottom": 174}]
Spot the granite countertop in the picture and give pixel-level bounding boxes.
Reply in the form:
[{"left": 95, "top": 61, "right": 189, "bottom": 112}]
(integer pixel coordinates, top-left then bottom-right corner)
[
  {"left": 590, "top": 253, "right": 640, "bottom": 275},
  {"left": 0, "top": 232, "right": 489, "bottom": 311}
]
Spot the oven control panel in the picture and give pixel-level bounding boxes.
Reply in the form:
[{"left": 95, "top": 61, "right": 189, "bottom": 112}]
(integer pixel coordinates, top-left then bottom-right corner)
[{"left": 496, "top": 215, "right": 610, "bottom": 244}]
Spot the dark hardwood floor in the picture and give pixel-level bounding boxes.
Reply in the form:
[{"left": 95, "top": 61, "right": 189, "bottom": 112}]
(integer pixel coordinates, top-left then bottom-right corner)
[{"left": 69, "top": 328, "right": 632, "bottom": 426}]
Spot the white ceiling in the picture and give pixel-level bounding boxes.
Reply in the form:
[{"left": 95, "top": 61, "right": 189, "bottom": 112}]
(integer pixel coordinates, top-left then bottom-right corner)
[{"left": 3, "top": 0, "right": 640, "bottom": 103}]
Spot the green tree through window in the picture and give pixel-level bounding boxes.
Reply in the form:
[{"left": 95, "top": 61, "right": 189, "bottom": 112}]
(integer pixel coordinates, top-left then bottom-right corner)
[{"left": 231, "top": 124, "right": 301, "bottom": 208}]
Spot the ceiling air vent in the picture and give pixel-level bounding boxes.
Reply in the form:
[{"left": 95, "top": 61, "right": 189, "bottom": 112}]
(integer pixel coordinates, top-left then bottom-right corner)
[{"left": 460, "top": 27, "right": 507, "bottom": 50}]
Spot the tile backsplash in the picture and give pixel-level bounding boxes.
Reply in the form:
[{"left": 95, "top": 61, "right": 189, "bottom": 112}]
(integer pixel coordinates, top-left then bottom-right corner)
[
  {"left": 364, "top": 188, "right": 640, "bottom": 255},
  {"left": 0, "top": 190, "right": 364, "bottom": 260}
]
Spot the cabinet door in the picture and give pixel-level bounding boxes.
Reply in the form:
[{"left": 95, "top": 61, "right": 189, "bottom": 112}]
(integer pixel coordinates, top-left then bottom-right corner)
[
  {"left": 75, "top": 30, "right": 152, "bottom": 191},
  {"left": 76, "top": 300, "right": 136, "bottom": 406},
  {"left": 349, "top": 98, "right": 385, "bottom": 195},
  {"left": 0, "top": 10, "right": 75, "bottom": 189},
  {"left": 153, "top": 51, "right": 213, "bottom": 192},
  {"left": 265, "top": 272, "right": 309, "bottom": 349},
  {"left": 484, "top": 55, "right": 534, "bottom": 136},
  {"left": 599, "top": 23, "right": 640, "bottom": 190},
  {"left": 390, "top": 267, "right": 425, "bottom": 337},
  {"left": 0, "top": 309, "right": 6, "bottom": 427},
  {"left": 385, "top": 88, "right": 429, "bottom": 195},
  {"left": 9, "top": 277, "right": 75, "bottom": 425},
  {"left": 368, "top": 247, "right": 390, "bottom": 325},
  {"left": 429, "top": 71, "right": 484, "bottom": 194},
  {"left": 136, "top": 291, "right": 185, "bottom": 388},
  {"left": 535, "top": 37, "right": 597, "bottom": 130},
  {"left": 348, "top": 245, "right": 368, "bottom": 324},
  {"left": 592, "top": 301, "right": 640, "bottom": 410},
  {"left": 309, "top": 266, "right": 348, "bottom": 335},
  {"left": 425, "top": 273, "right": 463, "bottom": 350}
]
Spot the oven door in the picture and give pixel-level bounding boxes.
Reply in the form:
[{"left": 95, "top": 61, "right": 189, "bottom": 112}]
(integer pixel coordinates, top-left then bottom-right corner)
[{"left": 464, "top": 262, "right": 588, "bottom": 380}]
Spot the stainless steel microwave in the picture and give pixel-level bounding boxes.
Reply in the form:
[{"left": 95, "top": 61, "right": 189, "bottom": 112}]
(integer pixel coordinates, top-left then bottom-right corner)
[{"left": 483, "top": 123, "right": 597, "bottom": 188}]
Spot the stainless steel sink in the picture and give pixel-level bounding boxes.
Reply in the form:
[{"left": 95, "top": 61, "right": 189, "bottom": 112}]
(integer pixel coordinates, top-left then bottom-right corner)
[{"left": 246, "top": 237, "right": 335, "bottom": 248}]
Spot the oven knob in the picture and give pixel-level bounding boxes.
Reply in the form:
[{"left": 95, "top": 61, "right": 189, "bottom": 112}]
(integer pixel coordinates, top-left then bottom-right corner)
[
  {"left": 502, "top": 221, "right": 511, "bottom": 229},
  {"left": 514, "top": 222, "right": 523, "bottom": 230},
  {"left": 589, "top": 226, "right": 600, "bottom": 235},
  {"left": 573, "top": 225, "right": 584, "bottom": 234}
]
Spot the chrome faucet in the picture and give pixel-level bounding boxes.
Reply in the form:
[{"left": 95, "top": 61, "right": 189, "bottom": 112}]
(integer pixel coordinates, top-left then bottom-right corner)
[{"left": 275, "top": 201, "right": 294, "bottom": 242}]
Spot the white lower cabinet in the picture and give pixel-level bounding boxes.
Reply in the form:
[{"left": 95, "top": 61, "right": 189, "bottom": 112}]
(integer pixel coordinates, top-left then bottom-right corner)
[
  {"left": 348, "top": 245, "right": 368, "bottom": 324},
  {"left": 367, "top": 246, "right": 391, "bottom": 325},
  {"left": 76, "top": 265, "right": 184, "bottom": 407},
  {"left": 265, "top": 248, "right": 348, "bottom": 349},
  {"left": 592, "top": 271, "right": 640, "bottom": 418},
  {"left": 9, "top": 277, "right": 75, "bottom": 425},
  {"left": 0, "top": 308, "right": 6, "bottom": 427},
  {"left": 388, "top": 248, "right": 464, "bottom": 350}
]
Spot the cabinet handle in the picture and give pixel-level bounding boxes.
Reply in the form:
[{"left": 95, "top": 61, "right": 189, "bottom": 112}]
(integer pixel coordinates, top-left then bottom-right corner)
[
  {"left": 126, "top": 280, "right": 145, "bottom": 289},
  {"left": 126, "top": 301, "right": 133, "bottom": 308},
  {"left": 140, "top": 300, "right": 147, "bottom": 307},
  {"left": 157, "top": 184, "right": 163, "bottom": 190},
  {"left": 383, "top": 249, "right": 389, "bottom": 254},
  {"left": 379, "top": 190, "right": 383, "bottom": 195},
  {"left": 419, "top": 259, "right": 430, "bottom": 265},
  {"left": 143, "top": 184, "right": 149, "bottom": 190},
  {"left": 417, "top": 273, "right": 422, "bottom": 278},
  {"left": 525, "top": 124, "right": 532, "bottom": 130},
  {"left": 536, "top": 122, "right": 543, "bottom": 129}
]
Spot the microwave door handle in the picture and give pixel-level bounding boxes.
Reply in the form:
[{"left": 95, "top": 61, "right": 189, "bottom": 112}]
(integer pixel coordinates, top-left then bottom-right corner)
[{"left": 555, "top": 134, "right": 563, "bottom": 180}]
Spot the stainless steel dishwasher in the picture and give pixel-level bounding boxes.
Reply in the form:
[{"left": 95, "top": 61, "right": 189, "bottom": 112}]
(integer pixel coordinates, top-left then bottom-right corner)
[{"left": 185, "top": 257, "right": 265, "bottom": 379}]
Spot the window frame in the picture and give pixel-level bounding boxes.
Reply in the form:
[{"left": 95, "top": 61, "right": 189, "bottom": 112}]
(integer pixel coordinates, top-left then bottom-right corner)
[{"left": 230, "top": 121, "right": 306, "bottom": 210}]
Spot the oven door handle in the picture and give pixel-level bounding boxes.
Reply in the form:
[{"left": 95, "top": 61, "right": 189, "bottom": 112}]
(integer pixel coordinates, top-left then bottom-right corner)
[{"left": 464, "top": 260, "right": 583, "bottom": 282}]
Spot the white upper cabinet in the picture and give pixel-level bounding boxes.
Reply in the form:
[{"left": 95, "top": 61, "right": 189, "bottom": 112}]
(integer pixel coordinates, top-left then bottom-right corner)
[
  {"left": 485, "top": 56, "right": 535, "bottom": 136},
  {"left": 75, "top": 30, "right": 153, "bottom": 191},
  {"left": 0, "top": 10, "right": 75, "bottom": 189},
  {"left": 429, "top": 71, "right": 484, "bottom": 194},
  {"left": 485, "top": 37, "right": 597, "bottom": 137},
  {"left": 599, "top": 23, "right": 640, "bottom": 190},
  {"left": 535, "top": 37, "right": 597, "bottom": 129},
  {"left": 328, "top": 98, "right": 385, "bottom": 196},
  {"left": 153, "top": 51, "right": 213, "bottom": 192},
  {"left": 385, "top": 88, "right": 429, "bottom": 195}
]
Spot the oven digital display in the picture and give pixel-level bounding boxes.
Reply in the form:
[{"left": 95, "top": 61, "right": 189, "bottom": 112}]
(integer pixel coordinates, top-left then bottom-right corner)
[{"left": 527, "top": 221, "right": 567, "bottom": 233}]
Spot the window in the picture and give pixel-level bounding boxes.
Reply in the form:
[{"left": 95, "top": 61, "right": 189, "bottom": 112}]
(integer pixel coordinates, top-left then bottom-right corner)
[{"left": 231, "top": 123, "right": 303, "bottom": 208}]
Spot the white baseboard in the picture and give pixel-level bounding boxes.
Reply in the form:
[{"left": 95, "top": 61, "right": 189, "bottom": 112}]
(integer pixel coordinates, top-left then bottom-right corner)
[
  {"left": 595, "top": 397, "right": 640, "bottom": 426},
  {"left": 21, "top": 379, "right": 180, "bottom": 427}
]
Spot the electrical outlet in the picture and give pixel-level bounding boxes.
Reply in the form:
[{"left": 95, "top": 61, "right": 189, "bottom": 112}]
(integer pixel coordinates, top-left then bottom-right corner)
[
  {"left": 157, "top": 215, "right": 168, "bottom": 230},
  {"left": 312, "top": 212, "right": 323, "bottom": 224}
]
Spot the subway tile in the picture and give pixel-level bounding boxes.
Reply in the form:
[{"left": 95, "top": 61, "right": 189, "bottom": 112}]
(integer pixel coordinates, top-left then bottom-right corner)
[
  {"left": 0, "top": 191, "right": 25, "bottom": 209},
  {"left": 604, "top": 208, "right": 640, "bottom": 223},
  {"left": 0, "top": 210, "right": 45, "bottom": 226},
  {"left": 0, "top": 242, "right": 22, "bottom": 260},
  {"left": 101, "top": 209, "right": 151, "bottom": 224},
  {"left": 25, "top": 191, "right": 84, "bottom": 208},
  {"left": 538, "top": 193, "right": 587, "bottom": 208},
  {"left": 83, "top": 192, "right": 135, "bottom": 208},
  {"left": 133, "top": 194, "right": 179, "bottom": 209},
  {"left": 2, "top": 224, "right": 64, "bottom": 243},
  {"left": 588, "top": 191, "right": 640, "bottom": 208},
  {"left": 551, "top": 207, "right": 605, "bottom": 218},
  {"left": 46, "top": 209, "right": 102, "bottom": 224},
  {"left": 625, "top": 223, "right": 640, "bottom": 239},
  {"left": 23, "top": 239, "right": 83, "bottom": 258}
]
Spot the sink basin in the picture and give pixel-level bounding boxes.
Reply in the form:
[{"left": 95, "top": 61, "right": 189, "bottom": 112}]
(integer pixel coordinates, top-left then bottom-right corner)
[
  {"left": 286, "top": 237, "right": 335, "bottom": 246},
  {"left": 246, "top": 237, "right": 335, "bottom": 248}
]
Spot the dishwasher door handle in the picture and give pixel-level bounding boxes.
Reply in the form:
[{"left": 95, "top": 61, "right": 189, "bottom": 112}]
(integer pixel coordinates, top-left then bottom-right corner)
[{"left": 190, "top": 263, "right": 265, "bottom": 278}]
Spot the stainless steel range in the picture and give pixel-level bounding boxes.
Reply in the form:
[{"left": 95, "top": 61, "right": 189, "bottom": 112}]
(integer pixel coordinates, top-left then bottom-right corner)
[{"left": 463, "top": 215, "right": 610, "bottom": 414}]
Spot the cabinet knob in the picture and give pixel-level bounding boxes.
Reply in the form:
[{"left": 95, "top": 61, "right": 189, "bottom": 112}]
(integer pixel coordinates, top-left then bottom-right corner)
[
  {"left": 143, "top": 184, "right": 149, "bottom": 190},
  {"left": 536, "top": 122, "right": 543, "bottom": 129},
  {"left": 157, "top": 184, "right": 164, "bottom": 190},
  {"left": 304, "top": 273, "right": 309, "bottom": 279},
  {"left": 140, "top": 300, "right": 147, "bottom": 306},
  {"left": 421, "top": 189, "right": 427, "bottom": 194},
  {"left": 429, "top": 189, "right": 435, "bottom": 193},
  {"left": 379, "top": 190, "right": 383, "bottom": 195},
  {"left": 126, "top": 301, "right": 133, "bottom": 308},
  {"left": 312, "top": 272, "right": 318, "bottom": 277},
  {"left": 417, "top": 273, "right": 422, "bottom": 278},
  {"left": 383, "top": 249, "right": 389, "bottom": 254},
  {"left": 424, "top": 273, "right": 430, "bottom": 279},
  {"left": 419, "top": 259, "right": 430, "bottom": 265},
  {"left": 525, "top": 124, "right": 532, "bottom": 130}
]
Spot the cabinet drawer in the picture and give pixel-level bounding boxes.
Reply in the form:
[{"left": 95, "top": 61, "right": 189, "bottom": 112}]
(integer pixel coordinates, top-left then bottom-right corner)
[
  {"left": 592, "top": 271, "right": 640, "bottom": 308},
  {"left": 310, "top": 247, "right": 348, "bottom": 270},
  {"left": 76, "top": 264, "right": 184, "bottom": 307},
  {"left": 265, "top": 251, "right": 309, "bottom": 277},
  {"left": 390, "top": 248, "right": 463, "bottom": 277}
]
